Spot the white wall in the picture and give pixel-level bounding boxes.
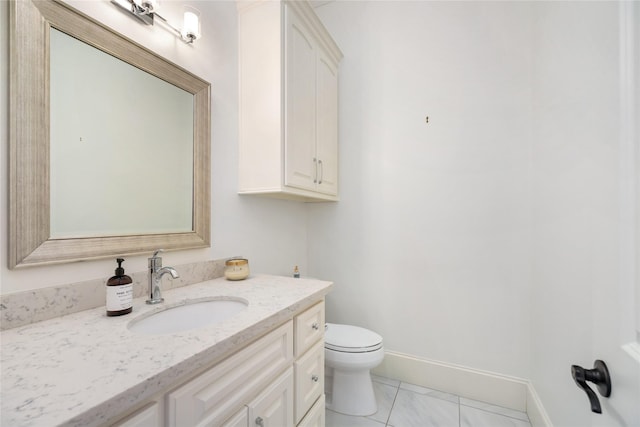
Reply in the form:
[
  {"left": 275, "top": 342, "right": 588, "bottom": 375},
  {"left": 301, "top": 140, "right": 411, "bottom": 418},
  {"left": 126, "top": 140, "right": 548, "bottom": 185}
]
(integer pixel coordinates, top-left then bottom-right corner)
[
  {"left": 311, "top": 0, "right": 535, "bottom": 379},
  {"left": 312, "top": 1, "right": 639, "bottom": 425},
  {"left": 0, "top": 0, "right": 309, "bottom": 294}
]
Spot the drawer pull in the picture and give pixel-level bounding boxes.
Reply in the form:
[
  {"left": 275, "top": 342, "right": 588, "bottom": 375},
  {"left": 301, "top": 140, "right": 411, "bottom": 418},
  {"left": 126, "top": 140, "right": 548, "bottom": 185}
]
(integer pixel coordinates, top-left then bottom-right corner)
[
  {"left": 311, "top": 375, "right": 319, "bottom": 382},
  {"left": 255, "top": 416, "right": 264, "bottom": 426},
  {"left": 312, "top": 323, "right": 320, "bottom": 330}
]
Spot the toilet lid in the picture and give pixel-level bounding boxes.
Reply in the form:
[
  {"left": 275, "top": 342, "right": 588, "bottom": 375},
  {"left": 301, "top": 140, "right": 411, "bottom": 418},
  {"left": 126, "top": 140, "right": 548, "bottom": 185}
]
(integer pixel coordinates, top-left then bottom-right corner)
[{"left": 325, "top": 323, "right": 383, "bottom": 353}]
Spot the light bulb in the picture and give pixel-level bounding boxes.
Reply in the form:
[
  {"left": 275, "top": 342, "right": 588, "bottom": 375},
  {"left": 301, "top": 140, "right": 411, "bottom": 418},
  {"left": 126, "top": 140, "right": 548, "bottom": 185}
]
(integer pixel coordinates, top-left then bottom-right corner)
[{"left": 182, "top": 6, "right": 201, "bottom": 42}]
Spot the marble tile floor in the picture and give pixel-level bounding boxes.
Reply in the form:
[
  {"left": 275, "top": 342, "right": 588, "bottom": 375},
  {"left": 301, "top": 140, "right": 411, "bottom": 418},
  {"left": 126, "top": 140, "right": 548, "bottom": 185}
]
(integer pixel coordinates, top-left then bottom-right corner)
[{"left": 326, "top": 375, "right": 532, "bottom": 427}]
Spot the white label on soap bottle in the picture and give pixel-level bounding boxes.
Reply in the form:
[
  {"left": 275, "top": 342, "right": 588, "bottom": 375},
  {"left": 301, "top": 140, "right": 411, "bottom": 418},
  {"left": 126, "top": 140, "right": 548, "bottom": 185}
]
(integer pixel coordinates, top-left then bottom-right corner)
[{"left": 106, "top": 284, "right": 133, "bottom": 311}]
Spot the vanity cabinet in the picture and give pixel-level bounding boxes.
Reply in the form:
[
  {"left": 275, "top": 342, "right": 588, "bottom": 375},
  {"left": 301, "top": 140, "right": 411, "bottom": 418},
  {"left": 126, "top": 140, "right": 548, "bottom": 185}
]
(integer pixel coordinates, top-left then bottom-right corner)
[
  {"left": 166, "top": 321, "right": 293, "bottom": 426},
  {"left": 1, "top": 274, "right": 333, "bottom": 427},
  {"left": 238, "top": 0, "right": 343, "bottom": 202},
  {"left": 111, "top": 301, "right": 326, "bottom": 427}
]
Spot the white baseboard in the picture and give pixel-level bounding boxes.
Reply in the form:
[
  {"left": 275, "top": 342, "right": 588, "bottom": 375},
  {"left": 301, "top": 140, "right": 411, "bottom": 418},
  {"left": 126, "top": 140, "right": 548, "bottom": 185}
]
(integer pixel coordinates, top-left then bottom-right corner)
[
  {"left": 526, "top": 382, "right": 554, "bottom": 427},
  {"left": 372, "top": 350, "right": 553, "bottom": 427}
]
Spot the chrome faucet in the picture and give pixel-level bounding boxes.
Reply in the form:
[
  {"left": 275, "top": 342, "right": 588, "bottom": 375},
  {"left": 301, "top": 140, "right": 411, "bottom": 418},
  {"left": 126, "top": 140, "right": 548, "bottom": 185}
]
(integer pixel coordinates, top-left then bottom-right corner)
[{"left": 146, "top": 249, "right": 179, "bottom": 305}]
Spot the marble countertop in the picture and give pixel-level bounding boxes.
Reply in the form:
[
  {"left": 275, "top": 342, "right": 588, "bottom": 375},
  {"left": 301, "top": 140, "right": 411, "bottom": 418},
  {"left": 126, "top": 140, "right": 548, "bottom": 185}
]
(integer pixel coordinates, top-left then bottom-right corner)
[{"left": 1, "top": 274, "right": 332, "bottom": 427}]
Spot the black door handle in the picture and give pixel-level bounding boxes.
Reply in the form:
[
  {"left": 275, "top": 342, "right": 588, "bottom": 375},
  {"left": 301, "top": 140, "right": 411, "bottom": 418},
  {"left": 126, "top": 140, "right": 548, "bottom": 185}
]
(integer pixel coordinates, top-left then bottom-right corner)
[{"left": 570, "top": 360, "right": 612, "bottom": 414}]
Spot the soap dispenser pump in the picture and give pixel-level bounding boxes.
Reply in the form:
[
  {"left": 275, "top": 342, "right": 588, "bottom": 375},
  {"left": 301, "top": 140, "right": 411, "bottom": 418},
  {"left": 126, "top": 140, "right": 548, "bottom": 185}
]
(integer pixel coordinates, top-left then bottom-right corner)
[{"left": 106, "top": 258, "right": 133, "bottom": 316}]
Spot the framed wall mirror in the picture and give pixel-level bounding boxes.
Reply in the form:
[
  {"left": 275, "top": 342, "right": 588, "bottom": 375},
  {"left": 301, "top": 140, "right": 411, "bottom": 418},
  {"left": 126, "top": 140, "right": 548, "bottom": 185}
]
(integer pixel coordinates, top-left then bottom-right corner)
[{"left": 9, "top": 0, "right": 211, "bottom": 268}]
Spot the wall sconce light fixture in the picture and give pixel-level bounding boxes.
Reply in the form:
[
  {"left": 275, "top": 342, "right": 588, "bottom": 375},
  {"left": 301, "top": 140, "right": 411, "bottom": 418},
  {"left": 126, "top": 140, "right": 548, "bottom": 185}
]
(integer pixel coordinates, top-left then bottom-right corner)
[{"left": 111, "top": 0, "right": 201, "bottom": 44}]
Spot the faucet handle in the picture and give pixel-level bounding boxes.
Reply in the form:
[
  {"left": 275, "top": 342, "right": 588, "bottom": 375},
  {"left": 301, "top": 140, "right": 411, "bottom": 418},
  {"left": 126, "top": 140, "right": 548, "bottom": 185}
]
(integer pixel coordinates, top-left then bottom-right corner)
[
  {"left": 149, "top": 249, "right": 164, "bottom": 269},
  {"left": 151, "top": 249, "right": 164, "bottom": 259}
]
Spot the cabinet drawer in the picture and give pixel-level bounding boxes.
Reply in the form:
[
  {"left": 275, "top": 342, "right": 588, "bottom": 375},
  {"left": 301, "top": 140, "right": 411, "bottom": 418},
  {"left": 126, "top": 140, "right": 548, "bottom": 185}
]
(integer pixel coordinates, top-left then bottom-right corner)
[
  {"left": 294, "top": 301, "right": 324, "bottom": 357},
  {"left": 167, "top": 321, "right": 293, "bottom": 427},
  {"left": 298, "top": 394, "right": 325, "bottom": 427},
  {"left": 294, "top": 340, "right": 324, "bottom": 424}
]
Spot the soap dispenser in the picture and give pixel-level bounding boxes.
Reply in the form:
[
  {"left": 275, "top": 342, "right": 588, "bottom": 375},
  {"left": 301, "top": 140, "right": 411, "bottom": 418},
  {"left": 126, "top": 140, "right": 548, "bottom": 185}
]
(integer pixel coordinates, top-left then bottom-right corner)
[{"left": 106, "top": 258, "right": 133, "bottom": 316}]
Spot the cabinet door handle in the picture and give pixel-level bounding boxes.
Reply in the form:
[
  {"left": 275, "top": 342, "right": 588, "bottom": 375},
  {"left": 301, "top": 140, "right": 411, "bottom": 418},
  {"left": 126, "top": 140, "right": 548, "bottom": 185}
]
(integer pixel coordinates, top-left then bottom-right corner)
[
  {"left": 318, "top": 159, "right": 323, "bottom": 184},
  {"left": 313, "top": 158, "right": 318, "bottom": 183},
  {"left": 312, "top": 375, "right": 319, "bottom": 382},
  {"left": 255, "top": 416, "right": 264, "bottom": 427},
  {"left": 312, "top": 322, "right": 320, "bottom": 330}
]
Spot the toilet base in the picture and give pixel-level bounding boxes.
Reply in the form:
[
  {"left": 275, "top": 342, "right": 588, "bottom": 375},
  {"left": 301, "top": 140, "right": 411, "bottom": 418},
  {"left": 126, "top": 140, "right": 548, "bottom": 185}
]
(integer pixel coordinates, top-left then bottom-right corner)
[{"left": 326, "top": 367, "right": 377, "bottom": 416}]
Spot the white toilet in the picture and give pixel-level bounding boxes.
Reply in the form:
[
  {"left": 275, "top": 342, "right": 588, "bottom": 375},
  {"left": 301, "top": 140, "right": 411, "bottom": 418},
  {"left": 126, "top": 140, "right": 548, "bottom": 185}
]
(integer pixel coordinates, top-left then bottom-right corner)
[{"left": 324, "top": 323, "right": 384, "bottom": 416}]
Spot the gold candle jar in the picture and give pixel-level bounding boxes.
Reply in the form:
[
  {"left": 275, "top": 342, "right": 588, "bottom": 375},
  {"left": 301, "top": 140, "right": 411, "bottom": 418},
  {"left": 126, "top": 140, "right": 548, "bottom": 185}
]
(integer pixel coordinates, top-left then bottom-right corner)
[{"left": 225, "top": 258, "right": 250, "bottom": 280}]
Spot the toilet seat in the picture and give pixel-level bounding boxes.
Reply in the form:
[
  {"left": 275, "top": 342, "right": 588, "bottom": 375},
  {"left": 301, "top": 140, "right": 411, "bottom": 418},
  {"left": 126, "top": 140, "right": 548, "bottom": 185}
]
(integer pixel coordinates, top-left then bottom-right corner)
[{"left": 325, "top": 323, "right": 383, "bottom": 353}]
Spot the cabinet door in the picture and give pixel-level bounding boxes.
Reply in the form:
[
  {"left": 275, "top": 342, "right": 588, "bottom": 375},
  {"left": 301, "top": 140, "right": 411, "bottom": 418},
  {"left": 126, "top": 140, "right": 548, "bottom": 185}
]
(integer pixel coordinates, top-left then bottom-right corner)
[
  {"left": 285, "top": 5, "right": 317, "bottom": 192},
  {"left": 248, "top": 367, "right": 294, "bottom": 427},
  {"left": 221, "top": 407, "right": 249, "bottom": 427},
  {"left": 297, "top": 394, "right": 325, "bottom": 427},
  {"left": 315, "top": 51, "right": 339, "bottom": 197}
]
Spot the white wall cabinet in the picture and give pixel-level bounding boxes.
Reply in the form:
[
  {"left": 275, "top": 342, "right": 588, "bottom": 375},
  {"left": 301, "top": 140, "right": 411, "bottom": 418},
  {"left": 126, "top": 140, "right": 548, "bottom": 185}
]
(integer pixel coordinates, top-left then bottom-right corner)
[
  {"left": 108, "top": 301, "right": 326, "bottom": 427},
  {"left": 238, "top": 0, "right": 342, "bottom": 202}
]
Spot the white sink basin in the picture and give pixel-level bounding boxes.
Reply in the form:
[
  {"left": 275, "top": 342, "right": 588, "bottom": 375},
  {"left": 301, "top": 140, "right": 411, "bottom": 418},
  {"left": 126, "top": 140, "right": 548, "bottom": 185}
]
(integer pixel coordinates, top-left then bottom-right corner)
[{"left": 128, "top": 298, "right": 248, "bottom": 335}]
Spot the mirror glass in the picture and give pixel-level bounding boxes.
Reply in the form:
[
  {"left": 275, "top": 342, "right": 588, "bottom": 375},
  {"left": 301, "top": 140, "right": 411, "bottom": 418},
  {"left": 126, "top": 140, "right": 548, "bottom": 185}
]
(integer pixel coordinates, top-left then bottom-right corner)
[{"left": 50, "top": 29, "right": 194, "bottom": 238}]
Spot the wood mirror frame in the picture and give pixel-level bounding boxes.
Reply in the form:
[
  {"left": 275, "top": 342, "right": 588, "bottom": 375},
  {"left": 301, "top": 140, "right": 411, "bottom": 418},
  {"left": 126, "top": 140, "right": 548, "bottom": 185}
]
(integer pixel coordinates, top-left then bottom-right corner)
[{"left": 9, "top": 0, "right": 211, "bottom": 268}]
